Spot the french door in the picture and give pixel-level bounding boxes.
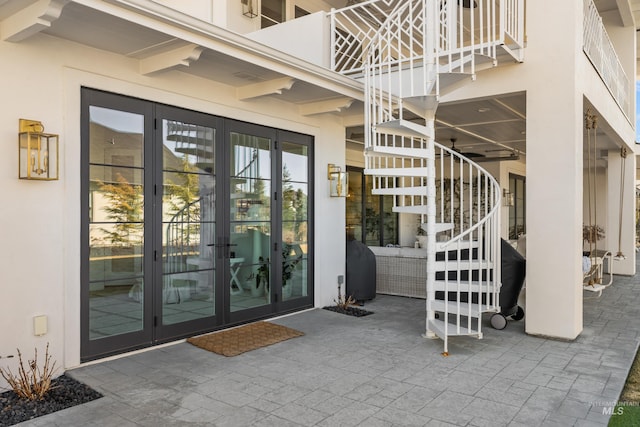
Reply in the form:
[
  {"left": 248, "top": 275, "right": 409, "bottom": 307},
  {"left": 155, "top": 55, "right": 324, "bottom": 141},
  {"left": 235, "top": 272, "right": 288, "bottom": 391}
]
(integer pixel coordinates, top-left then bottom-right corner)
[{"left": 81, "top": 89, "right": 313, "bottom": 361}]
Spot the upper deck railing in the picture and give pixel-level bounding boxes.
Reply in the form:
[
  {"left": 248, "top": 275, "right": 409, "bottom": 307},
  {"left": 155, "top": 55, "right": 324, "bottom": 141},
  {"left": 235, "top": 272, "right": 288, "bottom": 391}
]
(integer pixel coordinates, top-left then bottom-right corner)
[
  {"left": 329, "top": 0, "right": 525, "bottom": 76},
  {"left": 583, "top": 0, "right": 632, "bottom": 121}
]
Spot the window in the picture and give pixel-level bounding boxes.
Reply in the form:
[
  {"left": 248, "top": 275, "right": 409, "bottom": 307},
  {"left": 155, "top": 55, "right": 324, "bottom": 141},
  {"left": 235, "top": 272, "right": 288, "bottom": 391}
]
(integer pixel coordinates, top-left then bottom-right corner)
[
  {"left": 261, "top": 0, "right": 285, "bottom": 28},
  {"left": 346, "top": 167, "right": 398, "bottom": 246},
  {"left": 508, "top": 173, "right": 526, "bottom": 239},
  {"left": 295, "top": 6, "right": 309, "bottom": 18}
]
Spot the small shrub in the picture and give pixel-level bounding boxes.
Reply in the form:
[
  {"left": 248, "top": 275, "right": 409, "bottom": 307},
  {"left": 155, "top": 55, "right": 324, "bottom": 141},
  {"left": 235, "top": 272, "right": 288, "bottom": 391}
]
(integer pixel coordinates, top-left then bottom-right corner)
[
  {"left": 334, "top": 282, "right": 356, "bottom": 309},
  {"left": 0, "top": 343, "right": 57, "bottom": 400}
]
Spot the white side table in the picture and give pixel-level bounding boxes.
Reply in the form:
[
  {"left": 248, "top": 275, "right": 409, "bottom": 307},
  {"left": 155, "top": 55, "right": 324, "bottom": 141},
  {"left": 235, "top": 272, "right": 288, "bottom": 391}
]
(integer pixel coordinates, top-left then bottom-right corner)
[{"left": 230, "top": 257, "right": 245, "bottom": 295}]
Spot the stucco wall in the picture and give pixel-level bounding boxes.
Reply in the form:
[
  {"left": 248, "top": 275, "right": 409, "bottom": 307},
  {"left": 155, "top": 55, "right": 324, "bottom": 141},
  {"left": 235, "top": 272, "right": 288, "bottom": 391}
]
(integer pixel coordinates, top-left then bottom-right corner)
[
  {"left": 0, "top": 32, "right": 346, "bottom": 375},
  {"left": 246, "top": 12, "right": 330, "bottom": 68},
  {"left": 438, "top": 0, "right": 635, "bottom": 339}
]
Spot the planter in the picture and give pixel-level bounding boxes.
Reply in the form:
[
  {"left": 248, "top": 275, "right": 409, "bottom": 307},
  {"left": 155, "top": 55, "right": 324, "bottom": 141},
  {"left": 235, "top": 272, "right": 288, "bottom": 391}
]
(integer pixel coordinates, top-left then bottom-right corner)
[
  {"left": 251, "top": 278, "right": 265, "bottom": 297},
  {"left": 282, "top": 281, "right": 292, "bottom": 299}
]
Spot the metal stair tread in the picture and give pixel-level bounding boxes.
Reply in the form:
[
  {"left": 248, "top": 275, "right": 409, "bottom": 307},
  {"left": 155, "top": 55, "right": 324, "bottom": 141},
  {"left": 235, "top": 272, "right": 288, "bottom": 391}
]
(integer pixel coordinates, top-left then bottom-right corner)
[
  {"left": 391, "top": 205, "right": 428, "bottom": 214},
  {"left": 364, "top": 167, "right": 429, "bottom": 177},
  {"left": 374, "top": 119, "right": 429, "bottom": 139},
  {"left": 430, "top": 300, "right": 482, "bottom": 317},
  {"left": 392, "top": 206, "right": 465, "bottom": 215},
  {"left": 420, "top": 222, "right": 453, "bottom": 233},
  {"left": 432, "top": 280, "right": 491, "bottom": 292},
  {"left": 365, "top": 145, "right": 433, "bottom": 159},
  {"left": 434, "top": 259, "right": 493, "bottom": 271},
  {"left": 372, "top": 186, "right": 427, "bottom": 196},
  {"left": 428, "top": 318, "right": 480, "bottom": 337},
  {"left": 435, "top": 240, "right": 481, "bottom": 252}
]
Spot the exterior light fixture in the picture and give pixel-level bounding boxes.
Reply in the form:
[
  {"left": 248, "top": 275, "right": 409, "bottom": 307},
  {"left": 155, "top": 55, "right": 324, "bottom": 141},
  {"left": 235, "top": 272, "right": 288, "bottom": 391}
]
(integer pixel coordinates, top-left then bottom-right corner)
[
  {"left": 328, "top": 164, "right": 347, "bottom": 197},
  {"left": 19, "top": 119, "right": 59, "bottom": 180},
  {"left": 503, "top": 188, "right": 514, "bottom": 207},
  {"left": 241, "top": 0, "right": 257, "bottom": 18}
]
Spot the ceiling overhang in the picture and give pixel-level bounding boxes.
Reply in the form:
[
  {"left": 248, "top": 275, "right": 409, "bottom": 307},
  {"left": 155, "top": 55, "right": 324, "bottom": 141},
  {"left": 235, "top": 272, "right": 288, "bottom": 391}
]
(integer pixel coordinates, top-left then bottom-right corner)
[{"left": 0, "top": 0, "right": 363, "bottom": 115}]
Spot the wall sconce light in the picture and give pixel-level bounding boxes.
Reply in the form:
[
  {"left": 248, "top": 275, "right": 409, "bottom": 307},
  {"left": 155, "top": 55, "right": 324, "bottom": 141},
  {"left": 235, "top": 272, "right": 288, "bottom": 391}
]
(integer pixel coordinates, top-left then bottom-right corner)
[
  {"left": 328, "top": 164, "right": 347, "bottom": 197},
  {"left": 503, "top": 188, "right": 514, "bottom": 207},
  {"left": 241, "top": 0, "right": 257, "bottom": 18},
  {"left": 19, "top": 119, "right": 59, "bottom": 180}
]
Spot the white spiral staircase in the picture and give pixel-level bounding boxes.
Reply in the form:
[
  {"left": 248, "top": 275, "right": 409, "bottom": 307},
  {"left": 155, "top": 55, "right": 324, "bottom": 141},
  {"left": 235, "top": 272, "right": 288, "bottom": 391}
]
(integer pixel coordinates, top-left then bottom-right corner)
[{"left": 331, "top": 0, "right": 525, "bottom": 354}]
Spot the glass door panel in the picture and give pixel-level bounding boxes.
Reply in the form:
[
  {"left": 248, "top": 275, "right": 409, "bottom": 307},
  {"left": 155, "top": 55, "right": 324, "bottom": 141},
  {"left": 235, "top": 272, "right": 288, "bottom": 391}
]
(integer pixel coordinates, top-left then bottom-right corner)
[
  {"left": 229, "top": 132, "right": 272, "bottom": 312},
  {"left": 83, "top": 89, "right": 314, "bottom": 360},
  {"left": 87, "top": 106, "right": 146, "bottom": 342},
  {"left": 281, "top": 141, "right": 308, "bottom": 301},
  {"left": 160, "top": 119, "right": 218, "bottom": 328}
]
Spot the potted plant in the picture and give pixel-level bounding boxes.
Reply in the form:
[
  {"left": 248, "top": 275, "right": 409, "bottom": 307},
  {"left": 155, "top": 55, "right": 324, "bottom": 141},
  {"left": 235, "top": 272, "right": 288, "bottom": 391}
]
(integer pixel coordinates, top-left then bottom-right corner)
[
  {"left": 253, "top": 256, "right": 269, "bottom": 297},
  {"left": 416, "top": 216, "right": 427, "bottom": 248},
  {"left": 252, "top": 245, "right": 302, "bottom": 299}
]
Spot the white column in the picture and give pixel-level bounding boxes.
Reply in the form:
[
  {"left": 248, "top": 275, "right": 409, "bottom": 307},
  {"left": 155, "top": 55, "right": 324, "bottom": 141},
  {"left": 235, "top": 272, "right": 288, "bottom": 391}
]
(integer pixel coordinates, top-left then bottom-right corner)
[
  {"left": 524, "top": 0, "right": 583, "bottom": 339},
  {"left": 607, "top": 148, "right": 636, "bottom": 275}
]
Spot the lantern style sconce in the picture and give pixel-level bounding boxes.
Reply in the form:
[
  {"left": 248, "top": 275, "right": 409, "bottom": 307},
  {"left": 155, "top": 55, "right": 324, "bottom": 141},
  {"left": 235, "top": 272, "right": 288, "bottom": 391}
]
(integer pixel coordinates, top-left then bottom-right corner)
[
  {"left": 328, "top": 164, "right": 347, "bottom": 197},
  {"left": 503, "top": 188, "right": 514, "bottom": 207},
  {"left": 241, "top": 0, "right": 257, "bottom": 18},
  {"left": 19, "top": 119, "right": 59, "bottom": 180}
]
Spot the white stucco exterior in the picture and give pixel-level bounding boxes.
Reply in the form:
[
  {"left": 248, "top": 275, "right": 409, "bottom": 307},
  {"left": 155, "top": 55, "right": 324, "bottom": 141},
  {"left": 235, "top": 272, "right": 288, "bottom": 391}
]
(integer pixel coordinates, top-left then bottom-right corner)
[
  {"left": 0, "top": 24, "right": 348, "bottom": 371},
  {"left": 0, "top": 0, "right": 637, "bottom": 382}
]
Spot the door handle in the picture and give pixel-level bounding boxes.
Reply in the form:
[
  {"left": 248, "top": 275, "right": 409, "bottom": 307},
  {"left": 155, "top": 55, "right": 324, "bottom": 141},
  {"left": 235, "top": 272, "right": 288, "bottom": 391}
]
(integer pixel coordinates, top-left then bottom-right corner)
[{"left": 207, "top": 239, "right": 237, "bottom": 258}]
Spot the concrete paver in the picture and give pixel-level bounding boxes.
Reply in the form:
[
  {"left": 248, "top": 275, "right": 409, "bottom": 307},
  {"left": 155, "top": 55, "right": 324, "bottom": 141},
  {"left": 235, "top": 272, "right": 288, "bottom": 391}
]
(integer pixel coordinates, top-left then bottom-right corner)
[{"left": 15, "top": 263, "right": 640, "bottom": 426}]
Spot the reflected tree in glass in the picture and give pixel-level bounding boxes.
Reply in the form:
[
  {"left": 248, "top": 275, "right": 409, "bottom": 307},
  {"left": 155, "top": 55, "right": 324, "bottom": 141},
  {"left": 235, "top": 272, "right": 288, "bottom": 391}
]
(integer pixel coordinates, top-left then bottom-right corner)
[
  {"left": 96, "top": 173, "right": 143, "bottom": 247},
  {"left": 165, "top": 158, "right": 202, "bottom": 251}
]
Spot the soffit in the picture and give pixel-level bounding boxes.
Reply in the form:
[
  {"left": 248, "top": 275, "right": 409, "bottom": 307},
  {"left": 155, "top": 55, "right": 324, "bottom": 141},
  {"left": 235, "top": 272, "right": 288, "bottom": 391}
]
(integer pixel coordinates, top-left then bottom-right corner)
[
  {"left": 434, "top": 93, "right": 527, "bottom": 158},
  {"left": 0, "top": 1, "right": 362, "bottom": 114},
  {"left": 347, "top": 92, "right": 528, "bottom": 162},
  {"left": 348, "top": 91, "right": 620, "bottom": 168}
]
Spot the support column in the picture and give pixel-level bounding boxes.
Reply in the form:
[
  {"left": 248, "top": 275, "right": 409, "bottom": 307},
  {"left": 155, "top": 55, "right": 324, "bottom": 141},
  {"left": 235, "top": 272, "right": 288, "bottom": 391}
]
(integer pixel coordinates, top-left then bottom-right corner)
[
  {"left": 607, "top": 148, "right": 636, "bottom": 275},
  {"left": 524, "top": 0, "right": 583, "bottom": 339}
]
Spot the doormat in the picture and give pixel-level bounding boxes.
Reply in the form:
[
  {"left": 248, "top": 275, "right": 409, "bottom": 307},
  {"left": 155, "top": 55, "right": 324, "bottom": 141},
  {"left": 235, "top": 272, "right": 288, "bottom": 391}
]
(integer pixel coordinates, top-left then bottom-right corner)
[{"left": 187, "top": 321, "right": 304, "bottom": 357}]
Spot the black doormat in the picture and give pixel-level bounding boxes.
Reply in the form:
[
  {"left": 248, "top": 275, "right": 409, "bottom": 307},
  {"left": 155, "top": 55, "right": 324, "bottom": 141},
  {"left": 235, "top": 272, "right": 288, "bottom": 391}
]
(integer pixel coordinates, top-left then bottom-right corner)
[
  {"left": 323, "top": 305, "right": 374, "bottom": 317},
  {"left": 0, "top": 374, "right": 102, "bottom": 426}
]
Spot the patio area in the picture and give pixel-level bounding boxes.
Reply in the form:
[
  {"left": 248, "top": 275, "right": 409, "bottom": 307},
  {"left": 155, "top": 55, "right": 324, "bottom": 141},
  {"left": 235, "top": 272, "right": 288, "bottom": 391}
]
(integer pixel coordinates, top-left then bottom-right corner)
[{"left": 29, "top": 264, "right": 640, "bottom": 426}]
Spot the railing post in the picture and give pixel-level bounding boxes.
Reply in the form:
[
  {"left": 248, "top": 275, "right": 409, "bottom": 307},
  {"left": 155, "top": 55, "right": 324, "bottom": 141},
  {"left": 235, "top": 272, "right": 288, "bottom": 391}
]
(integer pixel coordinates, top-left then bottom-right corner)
[{"left": 330, "top": 8, "right": 336, "bottom": 71}]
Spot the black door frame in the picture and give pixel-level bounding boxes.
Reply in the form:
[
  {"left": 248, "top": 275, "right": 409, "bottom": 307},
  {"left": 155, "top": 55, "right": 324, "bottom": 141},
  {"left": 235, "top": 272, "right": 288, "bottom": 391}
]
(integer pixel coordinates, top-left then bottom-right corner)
[
  {"left": 81, "top": 88, "right": 314, "bottom": 361},
  {"left": 153, "top": 104, "right": 225, "bottom": 343}
]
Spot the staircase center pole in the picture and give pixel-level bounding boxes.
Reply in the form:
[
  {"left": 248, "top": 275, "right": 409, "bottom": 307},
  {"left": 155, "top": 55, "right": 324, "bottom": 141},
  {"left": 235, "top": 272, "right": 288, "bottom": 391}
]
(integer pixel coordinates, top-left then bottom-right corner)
[
  {"left": 424, "top": 0, "right": 439, "bottom": 340},
  {"left": 424, "top": 110, "right": 438, "bottom": 339}
]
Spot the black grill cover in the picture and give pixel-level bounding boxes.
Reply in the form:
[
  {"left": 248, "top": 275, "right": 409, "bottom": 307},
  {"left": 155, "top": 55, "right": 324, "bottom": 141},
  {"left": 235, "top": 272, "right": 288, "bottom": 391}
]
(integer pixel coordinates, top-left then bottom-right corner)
[
  {"left": 346, "top": 239, "right": 376, "bottom": 301},
  {"left": 500, "top": 238, "right": 526, "bottom": 316}
]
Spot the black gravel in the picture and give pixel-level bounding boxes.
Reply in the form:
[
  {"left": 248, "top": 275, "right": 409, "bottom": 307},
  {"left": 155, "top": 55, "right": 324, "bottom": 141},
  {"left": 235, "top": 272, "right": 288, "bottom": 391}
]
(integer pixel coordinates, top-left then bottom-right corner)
[
  {"left": 0, "top": 374, "right": 102, "bottom": 426},
  {"left": 323, "top": 305, "right": 374, "bottom": 317}
]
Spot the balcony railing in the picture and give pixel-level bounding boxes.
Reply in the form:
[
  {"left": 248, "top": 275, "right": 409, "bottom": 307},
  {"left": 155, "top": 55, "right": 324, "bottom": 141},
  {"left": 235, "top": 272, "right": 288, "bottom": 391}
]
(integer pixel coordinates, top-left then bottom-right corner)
[
  {"left": 329, "top": 0, "right": 525, "bottom": 75},
  {"left": 583, "top": 0, "right": 632, "bottom": 120},
  {"left": 329, "top": 0, "right": 400, "bottom": 74}
]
